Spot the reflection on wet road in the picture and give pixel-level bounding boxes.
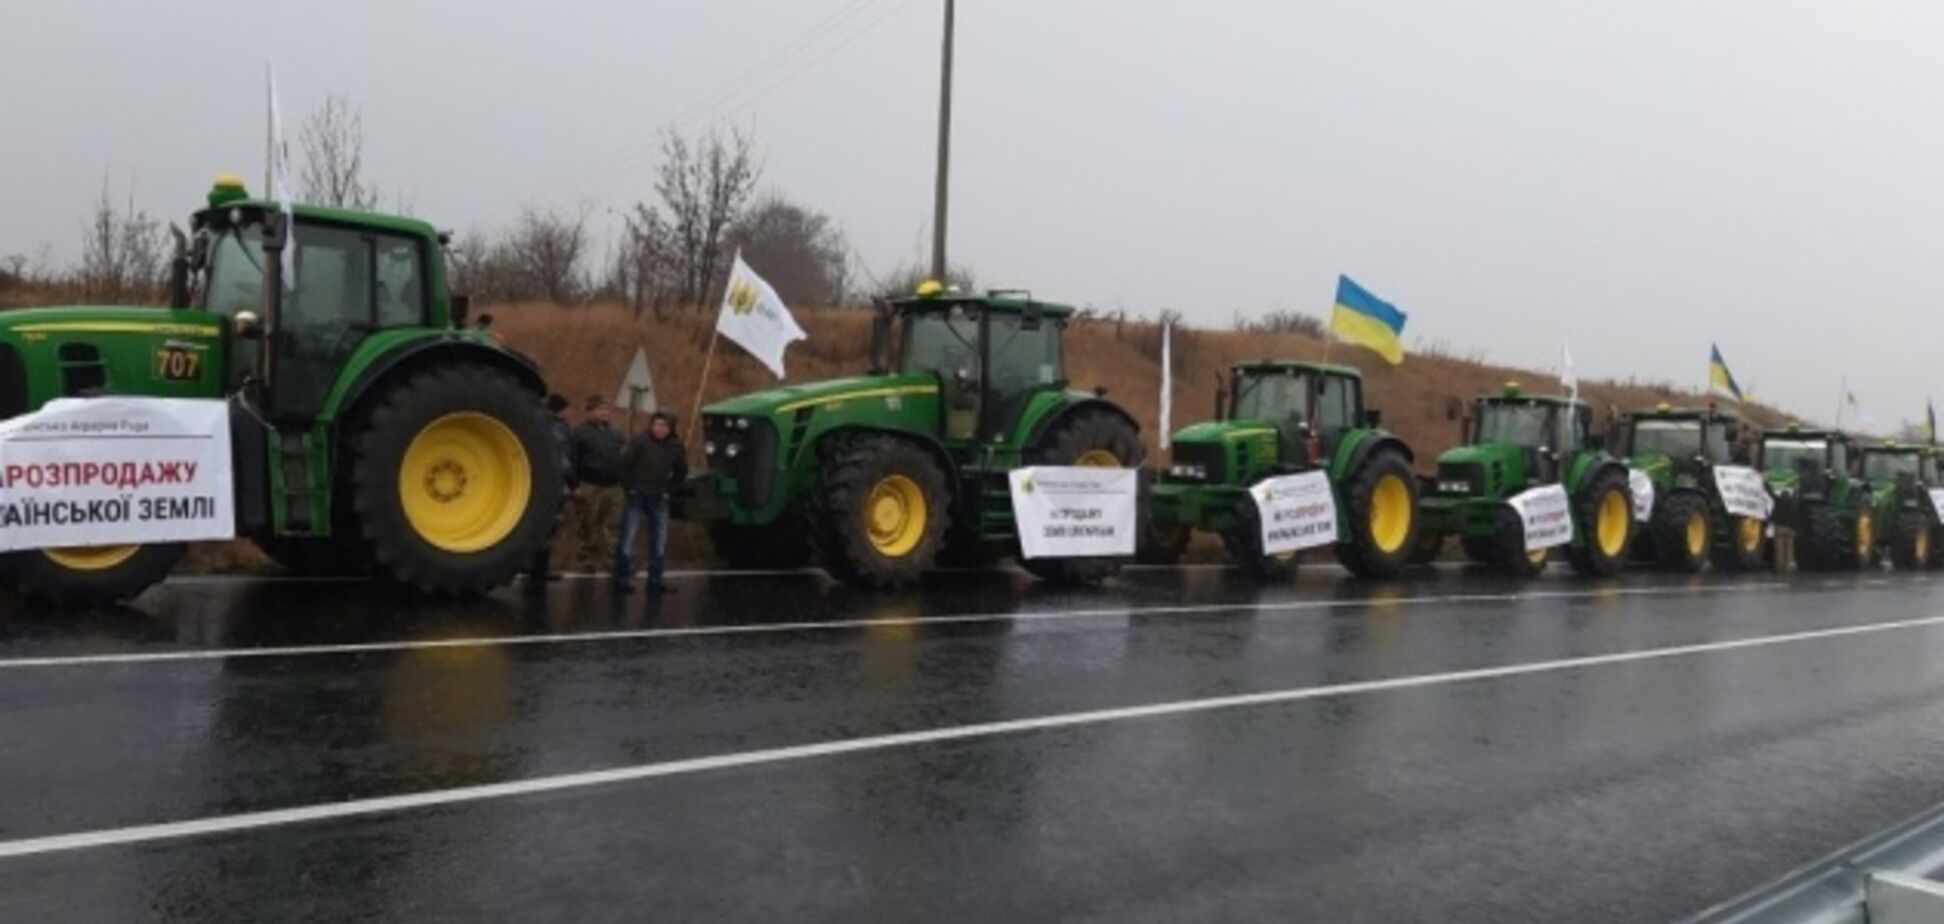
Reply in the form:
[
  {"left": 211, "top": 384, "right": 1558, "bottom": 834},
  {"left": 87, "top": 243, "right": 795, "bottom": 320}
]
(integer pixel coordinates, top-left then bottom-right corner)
[{"left": 4, "top": 565, "right": 1944, "bottom": 922}]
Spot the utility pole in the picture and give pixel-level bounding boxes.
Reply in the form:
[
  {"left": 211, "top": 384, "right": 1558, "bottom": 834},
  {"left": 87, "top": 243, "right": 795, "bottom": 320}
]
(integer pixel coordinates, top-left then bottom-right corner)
[{"left": 929, "top": 0, "right": 955, "bottom": 284}]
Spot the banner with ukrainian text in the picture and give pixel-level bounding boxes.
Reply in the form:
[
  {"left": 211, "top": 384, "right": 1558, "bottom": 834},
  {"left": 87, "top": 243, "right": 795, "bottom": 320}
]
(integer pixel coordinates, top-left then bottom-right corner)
[{"left": 0, "top": 398, "right": 235, "bottom": 551}]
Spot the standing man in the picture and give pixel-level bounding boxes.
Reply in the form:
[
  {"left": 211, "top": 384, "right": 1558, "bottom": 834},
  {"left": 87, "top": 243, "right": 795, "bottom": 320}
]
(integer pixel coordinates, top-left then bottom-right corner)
[
  {"left": 572, "top": 396, "right": 625, "bottom": 568},
  {"left": 526, "top": 393, "right": 577, "bottom": 590},
  {"left": 614, "top": 410, "right": 687, "bottom": 594}
]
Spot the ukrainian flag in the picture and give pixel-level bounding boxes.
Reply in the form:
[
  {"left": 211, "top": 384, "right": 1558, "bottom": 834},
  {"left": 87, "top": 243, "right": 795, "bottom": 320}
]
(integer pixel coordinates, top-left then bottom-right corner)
[
  {"left": 1330, "top": 275, "right": 1407, "bottom": 365},
  {"left": 1708, "top": 344, "right": 1743, "bottom": 402}
]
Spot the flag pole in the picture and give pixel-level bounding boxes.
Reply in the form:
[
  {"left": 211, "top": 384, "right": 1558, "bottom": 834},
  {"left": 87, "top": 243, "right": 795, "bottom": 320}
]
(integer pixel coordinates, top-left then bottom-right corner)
[
  {"left": 1835, "top": 375, "right": 1846, "bottom": 428},
  {"left": 686, "top": 326, "right": 721, "bottom": 448}
]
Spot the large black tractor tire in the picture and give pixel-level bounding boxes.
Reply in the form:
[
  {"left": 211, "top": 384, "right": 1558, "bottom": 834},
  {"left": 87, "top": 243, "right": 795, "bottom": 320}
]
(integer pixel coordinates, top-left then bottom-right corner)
[
  {"left": 1799, "top": 503, "right": 1847, "bottom": 572},
  {"left": 1493, "top": 504, "right": 1550, "bottom": 578},
  {"left": 1136, "top": 520, "right": 1193, "bottom": 566},
  {"left": 1650, "top": 491, "right": 1711, "bottom": 573},
  {"left": 1891, "top": 510, "right": 1931, "bottom": 571},
  {"left": 708, "top": 520, "right": 813, "bottom": 569},
  {"left": 1, "top": 543, "right": 185, "bottom": 607},
  {"left": 1716, "top": 516, "right": 1768, "bottom": 572},
  {"left": 1460, "top": 535, "right": 1499, "bottom": 566},
  {"left": 1221, "top": 488, "right": 1298, "bottom": 580},
  {"left": 809, "top": 435, "right": 952, "bottom": 588},
  {"left": 350, "top": 365, "right": 563, "bottom": 596},
  {"left": 1335, "top": 448, "right": 1419, "bottom": 580},
  {"left": 1017, "top": 410, "right": 1147, "bottom": 586},
  {"left": 1567, "top": 467, "right": 1633, "bottom": 577},
  {"left": 255, "top": 536, "right": 371, "bottom": 577}
]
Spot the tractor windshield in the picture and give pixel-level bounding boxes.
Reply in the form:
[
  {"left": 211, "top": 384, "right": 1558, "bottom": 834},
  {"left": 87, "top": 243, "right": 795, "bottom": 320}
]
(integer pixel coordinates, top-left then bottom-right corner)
[
  {"left": 203, "top": 225, "right": 266, "bottom": 318},
  {"left": 985, "top": 312, "right": 1060, "bottom": 398},
  {"left": 1475, "top": 403, "right": 1555, "bottom": 447},
  {"left": 1863, "top": 452, "right": 1921, "bottom": 481},
  {"left": 900, "top": 308, "right": 980, "bottom": 378},
  {"left": 1232, "top": 372, "right": 1309, "bottom": 425},
  {"left": 1763, "top": 439, "right": 1825, "bottom": 472},
  {"left": 1630, "top": 420, "right": 1701, "bottom": 458}
]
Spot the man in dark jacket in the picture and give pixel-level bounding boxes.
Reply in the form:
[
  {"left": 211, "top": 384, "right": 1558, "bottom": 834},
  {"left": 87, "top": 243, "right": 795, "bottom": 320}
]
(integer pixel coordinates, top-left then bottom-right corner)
[
  {"left": 525, "top": 393, "right": 577, "bottom": 590},
  {"left": 571, "top": 396, "right": 626, "bottom": 567},
  {"left": 613, "top": 410, "right": 687, "bottom": 593}
]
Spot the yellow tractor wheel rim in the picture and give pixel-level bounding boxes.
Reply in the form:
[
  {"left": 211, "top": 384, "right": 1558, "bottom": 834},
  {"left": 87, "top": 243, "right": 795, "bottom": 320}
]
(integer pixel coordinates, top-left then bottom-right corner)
[
  {"left": 1528, "top": 548, "right": 1548, "bottom": 567},
  {"left": 1686, "top": 510, "right": 1707, "bottom": 558},
  {"left": 1596, "top": 489, "right": 1629, "bottom": 557},
  {"left": 1918, "top": 527, "right": 1931, "bottom": 564},
  {"left": 1857, "top": 512, "right": 1874, "bottom": 558},
  {"left": 1075, "top": 449, "right": 1120, "bottom": 467},
  {"left": 43, "top": 545, "right": 140, "bottom": 572},
  {"left": 865, "top": 474, "right": 928, "bottom": 557},
  {"left": 1738, "top": 517, "right": 1762, "bottom": 552},
  {"left": 1369, "top": 473, "right": 1412, "bottom": 553},
  {"left": 398, "top": 412, "right": 531, "bottom": 554}
]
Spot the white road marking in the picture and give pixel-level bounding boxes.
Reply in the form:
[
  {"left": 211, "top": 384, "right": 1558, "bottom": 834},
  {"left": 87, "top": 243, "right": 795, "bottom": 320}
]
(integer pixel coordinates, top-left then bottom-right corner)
[
  {"left": 2, "top": 611, "right": 1940, "bottom": 860},
  {"left": 0, "top": 581, "right": 1789, "bottom": 671}
]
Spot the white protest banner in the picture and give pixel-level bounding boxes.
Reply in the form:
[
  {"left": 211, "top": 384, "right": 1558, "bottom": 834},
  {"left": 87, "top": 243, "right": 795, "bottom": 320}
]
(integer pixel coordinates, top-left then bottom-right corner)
[
  {"left": 1628, "top": 469, "right": 1655, "bottom": 523},
  {"left": 1508, "top": 484, "right": 1574, "bottom": 551},
  {"left": 1253, "top": 471, "right": 1339, "bottom": 556},
  {"left": 1712, "top": 465, "right": 1773, "bottom": 520},
  {"left": 1929, "top": 488, "right": 1944, "bottom": 526},
  {"left": 1009, "top": 466, "right": 1138, "bottom": 559},
  {"left": 0, "top": 398, "right": 235, "bottom": 551}
]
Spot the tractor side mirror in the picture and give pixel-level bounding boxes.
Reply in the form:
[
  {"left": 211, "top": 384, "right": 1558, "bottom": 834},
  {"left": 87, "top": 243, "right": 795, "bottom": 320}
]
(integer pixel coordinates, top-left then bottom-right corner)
[
  {"left": 233, "top": 311, "right": 263, "bottom": 340},
  {"left": 1363, "top": 409, "right": 1382, "bottom": 428},
  {"left": 449, "top": 294, "right": 471, "bottom": 328},
  {"left": 167, "top": 225, "right": 191, "bottom": 309}
]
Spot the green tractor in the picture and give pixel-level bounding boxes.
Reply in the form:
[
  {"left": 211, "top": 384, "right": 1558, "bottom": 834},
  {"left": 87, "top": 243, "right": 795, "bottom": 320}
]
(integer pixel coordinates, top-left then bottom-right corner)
[
  {"left": 0, "top": 176, "right": 561, "bottom": 604},
  {"left": 1614, "top": 404, "right": 1767, "bottom": 572},
  {"left": 1416, "top": 384, "right": 1635, "bottom": 577},
  {"left": 1143, "top": 361, "right": 1418, "bottom": 578},
  {"left": 1757, "top": 425, "right": 1875, "bottom": 570},
  {"left": 1854, "top": 439, "right": 1937, "bottom": 570},
  {"left": 682, "top": 286, "right": 1145, "bottom": 587}
]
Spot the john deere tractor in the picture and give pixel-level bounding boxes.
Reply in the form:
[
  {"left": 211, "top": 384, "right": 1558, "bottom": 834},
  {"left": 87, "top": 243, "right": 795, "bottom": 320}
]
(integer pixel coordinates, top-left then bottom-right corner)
[
  {"left": 1416, "top": 384, "right": 1634, "bottom": 577},
  {"left": 682, "top": 286, "right": 1144, "bottom": 587},
  {"left": 1758, "top": 426, "right": 1874, "bottom": 570},
  {"left": 0, "top": 176, "right": 560, "bottom": 604},
  {"left": 1615, "top": 404, "right": 1766, "bottom": 572},
  {"left": 1855, "top": 440, "right": 1936, "bottom": 570},
  {"left": 1144, "top": 361, "right": 1417, "bottom": 578}
]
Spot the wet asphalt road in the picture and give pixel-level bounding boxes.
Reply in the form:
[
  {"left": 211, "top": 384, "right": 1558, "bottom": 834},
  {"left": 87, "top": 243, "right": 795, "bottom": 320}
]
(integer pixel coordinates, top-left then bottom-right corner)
[{"left": 4, "top": 565, "right": 1944, "bottom": 922}]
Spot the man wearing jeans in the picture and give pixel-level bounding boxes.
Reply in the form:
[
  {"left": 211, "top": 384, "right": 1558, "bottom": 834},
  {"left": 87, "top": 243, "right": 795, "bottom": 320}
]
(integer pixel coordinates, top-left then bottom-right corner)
[{"left": 614, "top": 410, "right": 687, "bottom": 594}]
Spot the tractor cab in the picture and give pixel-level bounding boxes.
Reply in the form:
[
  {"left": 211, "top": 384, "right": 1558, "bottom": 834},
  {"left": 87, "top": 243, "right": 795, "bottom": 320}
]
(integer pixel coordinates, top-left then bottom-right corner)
[
  {"left": 1450, "top": 385, "right": 1592, "bottom": 490},
  {"left": 1857, "top": 441, "right": 1931, "bottom": 485},
  {"left": 1617, "top": 405, "right": 1745, "bottom": 481},
  {"left": 1758, "top": 426, "right": 1858, "bottom": 500},
  {"left": 880, "top": 286, "right": 1070, "bottom": 444}
]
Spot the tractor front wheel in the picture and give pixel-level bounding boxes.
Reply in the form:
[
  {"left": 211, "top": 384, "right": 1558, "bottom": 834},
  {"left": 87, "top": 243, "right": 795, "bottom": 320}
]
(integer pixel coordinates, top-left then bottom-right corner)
[
  {"left": 1891, "top": 510, "right": 1930, "bottom": 570},
  {"left": 1493, "top": 505, "right": 1549, "bottom": 578},
  {"left": 1018, "top": 410, "right": 1146, "bottom": 586},
  {"left": 1800, "top": 503, "right": 1849, "bottom": 571},
  {"left": 1222, "top": 487, "right": 1298, "bottom": 580},
  {"left": 350, "top": 365, "right": 563, "bottom": 595},
  {"left": 1335, "top": 449, "right": 1419, "bottom": 579},
  {"left": 2, "top": 544, "right": 184, "bottom": 607},
  {"left": 1137, "top": 521, "right": 1192, "bottom": 566},
  {"left": 1717, "top": 516, "right": 1767, "bottom": 571},
  {"left": 809, "top": 436, "right": 951, "bottom": 587},
  {"left": 1567, "top": 468, "right": 1633, "bottom": 577},
  {"left": 1651, "top": 492, "right": 1711, "bottom": 573}
]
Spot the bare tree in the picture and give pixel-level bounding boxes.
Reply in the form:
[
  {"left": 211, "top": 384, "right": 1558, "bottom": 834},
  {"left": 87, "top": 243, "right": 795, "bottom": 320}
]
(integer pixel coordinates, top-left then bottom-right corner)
[
  {"left": 77, "top": 178, "right": 165, "bottom": 301},
  {"left": 299, "top": 95, "right": 379, "bottom": 209},
  {"left": 725, "top": 195, "right": 850, "bottom": 309},
  {"left": 652, "top": 127, "right": 761, "bottom": 305},
  {"left": 616, "top": 204, "right": 681, "bottom": 317},
  {"left": 504, "top": 206, "right": 589, "bottom": 304}
]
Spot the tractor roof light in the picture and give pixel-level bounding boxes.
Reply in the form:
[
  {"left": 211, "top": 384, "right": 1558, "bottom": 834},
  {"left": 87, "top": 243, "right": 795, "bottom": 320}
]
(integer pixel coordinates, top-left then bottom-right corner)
[
  {"left": 1657, "top": 402, "right": 1672, "bottom": 413},
  {"left": 208, "top": 173, "right": 249, "bottom": 208},
  {"left": 915, "top": 280, "right": 945, "bottom": 299},
  {"left": 1503, "top": 382, "right": 1522, "bottom": 398}
]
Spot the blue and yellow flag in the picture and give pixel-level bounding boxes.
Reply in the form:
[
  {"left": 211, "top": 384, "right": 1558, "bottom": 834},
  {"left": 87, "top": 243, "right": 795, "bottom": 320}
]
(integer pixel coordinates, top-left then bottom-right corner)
[
  {"left": 1708, "top": 344, "right": 1743, "bottom": 402},
  {"left": 1330, "top": 275, "right": 1407, "bottom": 365}
]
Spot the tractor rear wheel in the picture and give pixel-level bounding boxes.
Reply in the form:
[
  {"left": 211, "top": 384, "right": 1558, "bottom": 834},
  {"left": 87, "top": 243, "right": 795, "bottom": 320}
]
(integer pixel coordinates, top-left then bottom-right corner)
[
  {"left": 1567, "top": 467, "right": 1633, "bottom": 577},
  {"left": 1651, "top": 492, "right": 1710, "bottom": 573},
  {"left": 809, "top": 436, "right": 951, "bottom": 587},
  {"left": 1, "top": 544, "right": 184, "bottom": 607},
  {"left": 1799, "top": 503, "right": 1847, "bottom": 571},
  {"left": 1717, "top": 516, "right": 1767, "bottom": 571},
  {"left": 350, "top": 365, "right": 562, "bottom": 595},
  {"left": 1222, "top": 487, "right": 1297, "bottom": 579},
  {"left": 1017, "top": 410, "right": 1146, "bottom": 586},
  {"left": 709, "top": 520, "right": 813, "bottom": 569},
  {"left": 1492, "top": 505, "right": 1549, "bottom": 578},
  {"left": 1335, "top": 449, "right": 1418, "bottom": 579},
  {"left": 1891, "top": 510, "right": 1930, "bottom": 570}
]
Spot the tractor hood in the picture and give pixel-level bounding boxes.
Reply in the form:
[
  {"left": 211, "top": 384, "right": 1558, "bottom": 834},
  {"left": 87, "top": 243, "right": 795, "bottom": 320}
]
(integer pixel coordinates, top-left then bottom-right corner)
[
  {"left": 0, "top": 305, "right": 228, "bottom": 418},
  {"left": 1437, "top": 442, "right": 1525, "bottom": 468},
  {"left": 701, "top": 373, "right": 940, "bottom": 419},
  {"left": 1169, "top": 418, "right": 1278, "bottom": 447}
]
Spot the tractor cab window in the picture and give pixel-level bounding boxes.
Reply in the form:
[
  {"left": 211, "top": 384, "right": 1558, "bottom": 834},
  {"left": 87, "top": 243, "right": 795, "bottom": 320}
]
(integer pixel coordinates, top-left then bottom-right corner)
[
  {"left": 1832, "top": 441, "right": 1851, "bottom": 475},
  {"left": 985, "top": 311, "right": 1060, "bottom": 400},
  {"left": 1863, "top": 452, "right": 1919, "bottom": 481},
  {"left": 203, "top": 225, "right": 266, "bottom": 318},
  {"left": 1631, "top": 420, "right": 1701, "bottom": 458},
  {"left": 900, "top": 308, "right": 980, "bottom": 380},
  {"left": 1475, "top": 402, "right": 1552, "bottom": 448},
  {"left": 1703, "top": 421, "right": 1732, "bottom": 462},
  {"left": 1316, "top": 375, "right": 1358, "bottom": 433},
  {"left": 1233, "top": 372, "right": 1308, "bottom": 423},
  {"left": 375, "top": 236, "right": 426, "bottom": 326},
  {"left": 1763, "top": 439, "right": 1826, "bottom": 473},
  {"left": 270, "top": 223, "right": 430, "bottom": 417}
]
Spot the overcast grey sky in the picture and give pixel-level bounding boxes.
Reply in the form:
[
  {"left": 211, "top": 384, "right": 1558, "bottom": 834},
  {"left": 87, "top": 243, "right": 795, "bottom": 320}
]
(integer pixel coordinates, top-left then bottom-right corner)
[{"left": 5, "top": 1, "right": 1942, "bottom": 425}]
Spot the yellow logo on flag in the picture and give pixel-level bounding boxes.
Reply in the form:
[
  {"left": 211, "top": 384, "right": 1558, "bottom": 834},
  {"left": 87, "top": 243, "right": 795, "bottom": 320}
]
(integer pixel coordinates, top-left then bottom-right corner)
[{"left": 728, "top": 279, "right": 759, "bottom": 315}]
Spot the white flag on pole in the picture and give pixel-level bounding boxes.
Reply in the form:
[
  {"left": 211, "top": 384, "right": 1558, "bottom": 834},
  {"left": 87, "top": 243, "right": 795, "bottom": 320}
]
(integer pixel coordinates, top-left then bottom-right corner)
[
  {"left": 265, "top": 60, "right": 296, "bottom": 288},
  {"left": 715, "top": 252, "right": 806, "bottom": 378},
  {"left": 1159, "top": 321, "right": 1173, "bottom": 450},
  {"left": 1560, "top": 338, "right": 1578, "bottom": 407}
]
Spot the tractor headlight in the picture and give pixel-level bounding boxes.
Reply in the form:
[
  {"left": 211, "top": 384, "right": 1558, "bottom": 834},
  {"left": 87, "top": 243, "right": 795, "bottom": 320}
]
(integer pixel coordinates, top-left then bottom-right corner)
[
  {"left": 1438, "top": 480, "right": 1470, "bottom": 494},
  {"left": 704, "top": 441, "right": 718, "bottom": 457},
  {"left": 1168, "top": 464, "right": 1207, "bottom": 481},
  {"left": 725, "top": 443, "right": 742, "bottom": 459},
  {"left": 735, "top": 417, "right": 751, "bottom": 431}
]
